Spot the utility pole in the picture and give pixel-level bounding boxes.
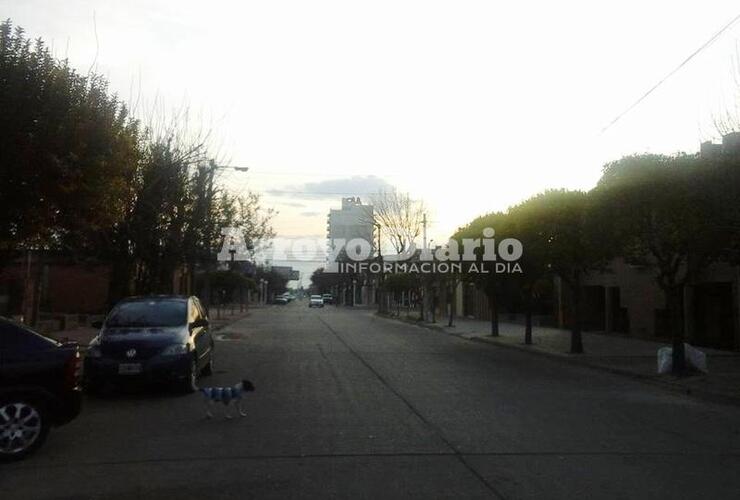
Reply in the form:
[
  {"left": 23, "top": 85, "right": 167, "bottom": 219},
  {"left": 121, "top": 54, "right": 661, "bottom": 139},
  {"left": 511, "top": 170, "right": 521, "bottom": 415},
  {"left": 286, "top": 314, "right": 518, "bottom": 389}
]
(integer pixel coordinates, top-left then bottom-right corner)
[
  {"left": 375, "top": 223, "right": 383, "bottom": 313},
  {"left": 420, "top": 213, "right": 428, "bottom": 322},
  {"left": 422, "top": 213, "right": 427, "bottom": 250}
]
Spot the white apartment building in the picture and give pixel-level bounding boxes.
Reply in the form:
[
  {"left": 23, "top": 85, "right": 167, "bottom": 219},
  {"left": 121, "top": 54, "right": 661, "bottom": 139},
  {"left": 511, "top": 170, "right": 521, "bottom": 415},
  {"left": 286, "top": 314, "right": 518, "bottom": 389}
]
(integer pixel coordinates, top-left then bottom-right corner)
[{"left": 327, "top": 196, "right": 374, "bottom": 251}]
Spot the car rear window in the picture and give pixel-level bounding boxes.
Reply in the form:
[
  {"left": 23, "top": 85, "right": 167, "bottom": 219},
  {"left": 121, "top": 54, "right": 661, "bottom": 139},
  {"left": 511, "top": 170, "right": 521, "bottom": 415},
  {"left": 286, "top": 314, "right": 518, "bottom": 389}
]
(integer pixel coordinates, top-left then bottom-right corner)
[{"left": 105, "top": 300, "right": 187, "bottom": 328}]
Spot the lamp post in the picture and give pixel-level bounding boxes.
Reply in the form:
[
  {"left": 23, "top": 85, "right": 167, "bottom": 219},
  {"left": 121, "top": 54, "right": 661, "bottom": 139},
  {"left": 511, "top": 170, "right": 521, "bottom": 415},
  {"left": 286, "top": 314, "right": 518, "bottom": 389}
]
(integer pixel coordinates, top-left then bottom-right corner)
[
  {"left": 201, "top": 164, "right": 248, "bottom": 308},
  {"left": 352, "top": 278, "right": 357, "bottom": 307},
  {"left": 228, "top": 237, "right": 236, "bottom": 267}
]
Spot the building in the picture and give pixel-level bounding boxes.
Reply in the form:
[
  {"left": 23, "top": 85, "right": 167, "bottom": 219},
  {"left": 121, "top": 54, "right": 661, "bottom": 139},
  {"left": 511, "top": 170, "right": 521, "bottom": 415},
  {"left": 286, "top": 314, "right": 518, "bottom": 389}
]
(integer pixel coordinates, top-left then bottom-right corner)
[
  {"left": 327, "top": 197, "right": 374, "bottom": 247},
  {"left": 0, "top": 252, "right": 112, "bottom": 331},
  {"left": 326, "top": 197, "right": 375, "bottom": 304},
  {"left": 700, "top": 131, "right": 740, "bottom": 158}
]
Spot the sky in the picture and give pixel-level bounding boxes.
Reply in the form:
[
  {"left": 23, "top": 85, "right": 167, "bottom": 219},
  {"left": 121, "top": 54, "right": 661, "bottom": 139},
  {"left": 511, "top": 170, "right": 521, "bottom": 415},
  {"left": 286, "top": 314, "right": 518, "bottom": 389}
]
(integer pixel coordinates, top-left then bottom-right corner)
[{"left": 3, "top": 1, "right": 740, "bottom": 284}]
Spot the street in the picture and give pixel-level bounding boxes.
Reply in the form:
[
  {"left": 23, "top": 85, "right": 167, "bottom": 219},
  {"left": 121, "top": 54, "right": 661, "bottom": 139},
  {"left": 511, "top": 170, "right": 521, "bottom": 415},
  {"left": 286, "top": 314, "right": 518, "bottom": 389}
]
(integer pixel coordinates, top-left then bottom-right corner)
[{"left": 4, "top": 302, "right": 740, "bottom": 499}]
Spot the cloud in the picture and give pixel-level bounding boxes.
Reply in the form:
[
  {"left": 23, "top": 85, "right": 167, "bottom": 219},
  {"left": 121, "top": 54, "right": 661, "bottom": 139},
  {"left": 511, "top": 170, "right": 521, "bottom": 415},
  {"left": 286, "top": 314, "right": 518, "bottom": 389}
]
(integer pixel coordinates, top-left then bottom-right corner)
[
  {"left": 278, "top": 201, "right": 308, "bottom": 208},
  {"left": 299, "top": 211, "right": 322, "bottom": 217},
  {"left": 267, "top": 175, "right": 395, "bottom": 199}
]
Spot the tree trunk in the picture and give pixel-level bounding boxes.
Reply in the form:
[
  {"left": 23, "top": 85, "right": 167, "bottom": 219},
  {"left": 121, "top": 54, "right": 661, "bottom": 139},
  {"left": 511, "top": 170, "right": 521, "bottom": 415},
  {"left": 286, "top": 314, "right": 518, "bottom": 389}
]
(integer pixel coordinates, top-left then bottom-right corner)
[
  {"left": 431, "top": 293, "right": 437, "bottom": 323},
  {"left": 570, "top": 282, "right": 584, "bottom": 353},
  {"left": 524, "top": 287, "right": 533, "bottom": 345},
  {"left": 448, "top": 284, "right": 455, "bottom": 327},
  {"left": 667, "top": 285, "right": 687, "bottom": 375},
  {"left": 489, "top": 293, "right": 499, "bottom": 336}
]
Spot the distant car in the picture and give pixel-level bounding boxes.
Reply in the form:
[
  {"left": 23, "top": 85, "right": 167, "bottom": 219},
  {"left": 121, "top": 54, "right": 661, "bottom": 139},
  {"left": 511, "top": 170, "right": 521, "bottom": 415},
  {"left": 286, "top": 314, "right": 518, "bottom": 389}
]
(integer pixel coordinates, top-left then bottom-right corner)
[
  {"left": 321, "top": 294, "right": 334, "bottom": 304},
  {"left": 309, "top": 295, "right": 324, "bottom": 308},
  {"left": 275, "top": 295, "right": 288, "bottom": 305},
  {"left": 0, "top": 317, "right": 83, "bottom": 461},
  {"left": 84, "top": 295, "right": 214, "bottom": 393}
]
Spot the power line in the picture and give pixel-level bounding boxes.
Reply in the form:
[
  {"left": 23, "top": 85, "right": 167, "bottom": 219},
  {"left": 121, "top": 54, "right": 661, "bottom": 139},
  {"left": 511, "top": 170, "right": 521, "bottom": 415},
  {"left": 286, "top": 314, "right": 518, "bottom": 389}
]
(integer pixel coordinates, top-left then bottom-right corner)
[{"left": 601, "top": 11, "right": 740, "bottom": 134}]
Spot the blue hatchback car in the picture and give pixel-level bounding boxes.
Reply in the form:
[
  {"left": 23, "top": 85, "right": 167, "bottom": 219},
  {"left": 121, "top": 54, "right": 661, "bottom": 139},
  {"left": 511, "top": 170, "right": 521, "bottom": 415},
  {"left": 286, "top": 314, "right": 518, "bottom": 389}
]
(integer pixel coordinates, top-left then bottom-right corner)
[{"left": 84, "top": 296, "right": 214, "bottom": 393}]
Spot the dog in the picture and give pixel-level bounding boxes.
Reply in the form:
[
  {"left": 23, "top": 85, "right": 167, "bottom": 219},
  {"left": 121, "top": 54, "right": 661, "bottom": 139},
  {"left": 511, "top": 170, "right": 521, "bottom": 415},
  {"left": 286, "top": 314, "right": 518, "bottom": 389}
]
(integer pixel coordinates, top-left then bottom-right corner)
[{"left": 199, "top": 379, "right": 255, "bottom": 419}]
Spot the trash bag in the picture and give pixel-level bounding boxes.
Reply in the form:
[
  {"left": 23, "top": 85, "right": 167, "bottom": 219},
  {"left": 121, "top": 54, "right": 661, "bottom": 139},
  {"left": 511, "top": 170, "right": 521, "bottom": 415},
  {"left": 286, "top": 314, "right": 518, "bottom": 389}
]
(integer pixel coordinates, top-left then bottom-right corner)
[
  {"left": 685, "top": 344, "right": 708, "bottom": 373},
  {"left": 656, "top": 343, "right": 708, "bottom": 374},
  {"left": 657, "top": 347, "right": 673, "bottom": 374}
]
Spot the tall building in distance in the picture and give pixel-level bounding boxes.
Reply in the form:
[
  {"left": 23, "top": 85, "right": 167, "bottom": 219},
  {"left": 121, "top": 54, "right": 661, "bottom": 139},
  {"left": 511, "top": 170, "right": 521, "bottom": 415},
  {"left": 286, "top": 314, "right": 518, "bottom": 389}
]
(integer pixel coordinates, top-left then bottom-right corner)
[{"left": 327, "top": 197, "right": 374, "bottom": 264}]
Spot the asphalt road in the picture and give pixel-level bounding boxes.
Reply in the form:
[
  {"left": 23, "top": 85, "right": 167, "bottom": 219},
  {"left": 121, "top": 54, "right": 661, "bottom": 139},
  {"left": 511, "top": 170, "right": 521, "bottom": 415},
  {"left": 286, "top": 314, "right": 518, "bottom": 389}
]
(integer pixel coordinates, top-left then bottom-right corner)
[{"left": 3, "top": 302, "right": 740, "bottom": 499}]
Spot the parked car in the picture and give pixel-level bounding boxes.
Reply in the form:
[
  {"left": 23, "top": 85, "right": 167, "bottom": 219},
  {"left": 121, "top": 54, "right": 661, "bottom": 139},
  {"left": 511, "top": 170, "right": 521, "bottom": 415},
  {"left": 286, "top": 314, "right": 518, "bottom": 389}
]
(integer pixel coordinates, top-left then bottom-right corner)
[
  {"left": 321, "top": 294, "right": 334, "bottom": 304},
  {"left": 0, "top": 317, "right": 83, "bottom": 461},
  {"left": 309, "top": 295, "right": 324, "bottom": 308},
  {"left": 274, "top": 295, "right": 288, "bottom": 305},
  {"left": 85, "top": 295, "right": 214, "bottom": 393}
]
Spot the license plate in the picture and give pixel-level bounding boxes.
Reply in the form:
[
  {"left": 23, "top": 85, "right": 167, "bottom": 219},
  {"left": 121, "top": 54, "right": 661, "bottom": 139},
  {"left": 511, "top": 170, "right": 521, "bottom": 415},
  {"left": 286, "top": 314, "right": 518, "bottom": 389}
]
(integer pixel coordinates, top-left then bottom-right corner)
[{"left": 118, "top": 363, "right": 142, "bottom": 375}]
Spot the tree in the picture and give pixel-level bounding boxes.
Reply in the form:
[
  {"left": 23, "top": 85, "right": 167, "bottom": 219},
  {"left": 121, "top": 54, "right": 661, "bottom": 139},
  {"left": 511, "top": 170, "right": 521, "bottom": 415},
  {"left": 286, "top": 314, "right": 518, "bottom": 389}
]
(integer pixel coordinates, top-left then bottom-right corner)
[
  {"left": 366, "top": 190, "right": 425, "bottom": 255},
  {"left": 310, "top": 267, "right": 342, "bottom": 294},
  {"left": 256, "top": 266, "right": 289, "bottom": 298},
  {"left": 107, "top": 119, "right": 275, "bottom": 299},
  {"left": 524, "top": 190, "right": 615, "bottom": 353},
  {"left": 453, "top": 211, "right": 511, "bottom": 337},
  {"left": 506, "top": 197, "right": 556, "bottom": 345},
  {"left": 0, "top": 20, "right": 140, "bottom": 261},
  {"left": 594, "top": 154, "right": 726, "bottom": 372}
]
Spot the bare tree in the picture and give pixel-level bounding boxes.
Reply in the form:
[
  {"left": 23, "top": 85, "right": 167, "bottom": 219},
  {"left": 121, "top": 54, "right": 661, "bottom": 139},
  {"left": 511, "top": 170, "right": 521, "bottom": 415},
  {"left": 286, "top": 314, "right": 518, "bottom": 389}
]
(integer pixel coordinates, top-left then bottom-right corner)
[
  {"left": 365, "top": 190, "right": 425, "bottom": 254},
  {"left": 712, "top": 48, "right": 740, "bottom": 136}
]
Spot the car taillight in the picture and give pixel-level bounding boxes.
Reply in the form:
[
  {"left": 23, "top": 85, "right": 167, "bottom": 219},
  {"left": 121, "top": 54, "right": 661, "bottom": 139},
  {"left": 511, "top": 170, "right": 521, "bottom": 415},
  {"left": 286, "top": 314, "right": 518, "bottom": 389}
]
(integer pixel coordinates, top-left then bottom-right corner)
[{"left": 64, "top": 349, "right": 83, "bottom": 389}]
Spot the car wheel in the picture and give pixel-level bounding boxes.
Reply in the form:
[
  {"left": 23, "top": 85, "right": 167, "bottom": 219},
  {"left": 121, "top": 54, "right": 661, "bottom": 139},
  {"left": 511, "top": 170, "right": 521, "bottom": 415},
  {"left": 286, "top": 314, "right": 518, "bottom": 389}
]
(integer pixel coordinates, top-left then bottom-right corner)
[
  {"left": 0, "top": 397, "right": 50, "bottom": 462},
  {"left": 201, "top": 352, "right": 214, "bottom": 376},
  {"left": 178, "top": 356, "right": 199, "bottom": 394}
]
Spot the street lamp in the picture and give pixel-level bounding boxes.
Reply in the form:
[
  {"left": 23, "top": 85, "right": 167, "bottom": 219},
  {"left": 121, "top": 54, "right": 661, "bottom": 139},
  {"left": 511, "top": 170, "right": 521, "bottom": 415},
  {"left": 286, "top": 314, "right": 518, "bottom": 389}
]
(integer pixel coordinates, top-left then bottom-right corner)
[
  {"left": 228, "top": 237, "right": 236, "bottom": 267},
  {"left": 373, "top": 223, "right": 382, "bottom": 258}
]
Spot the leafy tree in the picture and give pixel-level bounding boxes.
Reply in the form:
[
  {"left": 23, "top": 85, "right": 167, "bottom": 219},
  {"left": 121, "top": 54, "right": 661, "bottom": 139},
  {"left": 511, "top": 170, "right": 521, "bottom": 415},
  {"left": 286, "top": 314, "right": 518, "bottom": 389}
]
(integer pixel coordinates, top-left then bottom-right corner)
[
  {"left": 201, "top": 270, "right": 255, "bottom": 303},
  {"left": 594, "top": 154, "right": 726, "bottom": 371},
  {"left": 453, "top": 211, "right": 512, "bottom": 336},
  {"left": 310, "top": 267, "right": 342, "bottom": 294},
  {"left": 255, "top": 266, "right": 289, "bottom": 297},
  {"left": 506, "top": 197, "right": 557, "bottom": 345},
  {"left": 0, "top": 20, "right": 140, "bottom": 260},
  {"left": 521, "top": 189, "right": 614, "bottom": 353}
]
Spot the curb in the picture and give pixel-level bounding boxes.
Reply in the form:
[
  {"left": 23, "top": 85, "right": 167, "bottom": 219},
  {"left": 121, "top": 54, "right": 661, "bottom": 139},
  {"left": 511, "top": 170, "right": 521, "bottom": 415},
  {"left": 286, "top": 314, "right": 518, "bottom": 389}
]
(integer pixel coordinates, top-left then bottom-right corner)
[
  {"left": 377, "top": 312, "right": 740, "bottom": 408},
  {"left": 211, "top": 311, "right": 251, "bottom": 333}
]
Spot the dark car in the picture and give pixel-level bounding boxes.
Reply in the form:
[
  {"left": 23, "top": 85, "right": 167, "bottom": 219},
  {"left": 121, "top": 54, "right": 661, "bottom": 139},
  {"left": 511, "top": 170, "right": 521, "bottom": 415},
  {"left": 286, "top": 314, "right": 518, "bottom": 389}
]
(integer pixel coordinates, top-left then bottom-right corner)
[
  {"left": 85, "top": 296, "right": 214, "bottom": 393},
  {"left": 0, "top": 317, "right": 83, "bottom": 461}
]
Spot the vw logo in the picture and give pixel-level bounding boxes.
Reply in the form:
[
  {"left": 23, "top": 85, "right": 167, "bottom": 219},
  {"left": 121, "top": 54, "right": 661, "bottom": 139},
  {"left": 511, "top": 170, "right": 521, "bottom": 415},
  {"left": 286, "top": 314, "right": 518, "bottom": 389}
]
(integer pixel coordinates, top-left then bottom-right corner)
[{"left": 125, "top": 349, "right": 137, "bottom": 359}]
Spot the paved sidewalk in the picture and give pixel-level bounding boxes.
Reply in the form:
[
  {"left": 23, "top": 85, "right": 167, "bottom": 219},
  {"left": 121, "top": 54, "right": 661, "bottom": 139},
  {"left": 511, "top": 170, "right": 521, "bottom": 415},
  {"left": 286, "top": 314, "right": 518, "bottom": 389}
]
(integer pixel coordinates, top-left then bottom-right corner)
[
  {"left": 47, "top": 306, "right": 252, "bottom": 347},
  {"left": 381, "top": 312, "right": 740, "bottom": 406}
]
